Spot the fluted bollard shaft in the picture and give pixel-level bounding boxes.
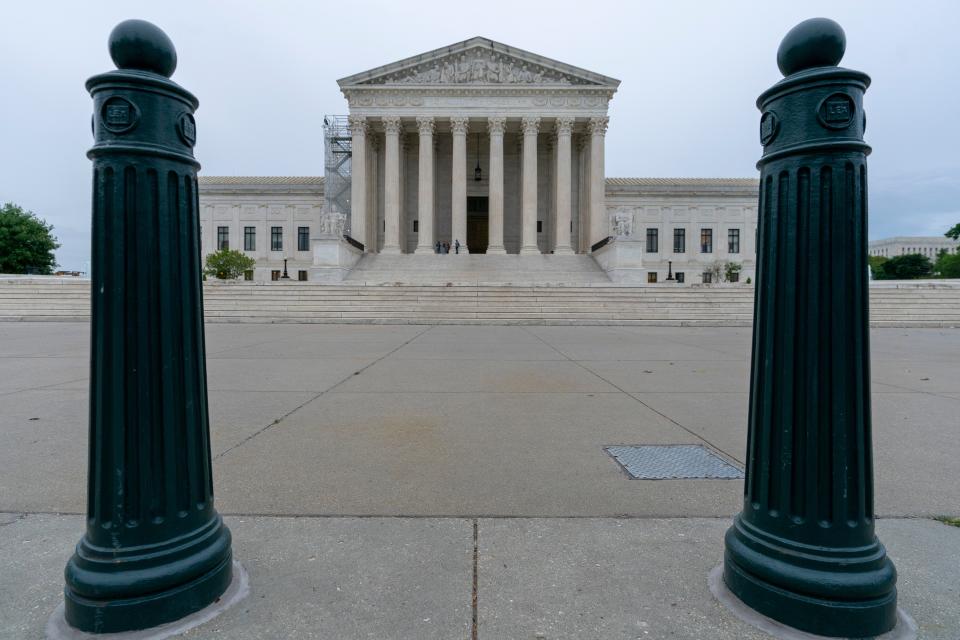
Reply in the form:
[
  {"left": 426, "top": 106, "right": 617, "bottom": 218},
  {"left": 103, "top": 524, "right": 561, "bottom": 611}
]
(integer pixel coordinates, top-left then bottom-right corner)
[
  {"left": 62, "top": 20, "right": 233, "bottom": 634},
  {"left": 722, "top": 18, "right": 898, "bottom": 638}
]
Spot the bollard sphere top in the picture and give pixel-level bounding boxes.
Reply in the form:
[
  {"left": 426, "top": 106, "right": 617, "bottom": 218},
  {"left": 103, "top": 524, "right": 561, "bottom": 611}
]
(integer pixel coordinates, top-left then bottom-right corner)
[
  {"left": 777, "top": 17, "right": 846, "bottom": 76},
  {"left": 108, "top": 19, "right": 178, "bottom": 77}
]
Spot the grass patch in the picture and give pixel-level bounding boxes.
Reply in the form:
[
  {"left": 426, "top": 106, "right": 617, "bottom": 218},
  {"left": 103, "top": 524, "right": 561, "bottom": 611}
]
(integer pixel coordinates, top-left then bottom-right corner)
[{"left": 936, "top": 516, "right": 960, "bottom": 528}]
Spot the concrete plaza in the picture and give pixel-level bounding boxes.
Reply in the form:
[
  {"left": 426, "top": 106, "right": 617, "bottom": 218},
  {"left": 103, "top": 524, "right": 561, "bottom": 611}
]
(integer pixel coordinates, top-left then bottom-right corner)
[{"left": 1, "top": 322, "right": 958, "bottom": 638}]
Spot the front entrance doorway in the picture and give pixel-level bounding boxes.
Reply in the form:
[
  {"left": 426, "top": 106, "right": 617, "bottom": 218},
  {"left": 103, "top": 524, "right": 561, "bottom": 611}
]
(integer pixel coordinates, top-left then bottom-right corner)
[{"left": 466, "top": 196, "right": 489, "bottom": 254}]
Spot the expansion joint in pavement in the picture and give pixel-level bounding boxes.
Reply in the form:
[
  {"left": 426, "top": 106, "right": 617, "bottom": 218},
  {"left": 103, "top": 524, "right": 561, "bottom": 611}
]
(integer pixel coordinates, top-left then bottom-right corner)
[{"left": 214, "top": 325, "right": 433, "bottom": 460}]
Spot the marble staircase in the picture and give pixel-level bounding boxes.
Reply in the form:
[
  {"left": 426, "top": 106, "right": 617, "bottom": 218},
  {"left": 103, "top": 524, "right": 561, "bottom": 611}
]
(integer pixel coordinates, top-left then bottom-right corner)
[
  {"left": 2, "top": 277, "right": 959, "bottom": 327},
  {"left": 343, "top": 253, "right": 613, "bottom": 285}
]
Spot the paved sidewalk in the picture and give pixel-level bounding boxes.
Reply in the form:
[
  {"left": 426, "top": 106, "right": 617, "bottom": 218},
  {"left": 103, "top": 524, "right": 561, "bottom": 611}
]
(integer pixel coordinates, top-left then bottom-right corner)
[
  {"left": 1, "top": 323, "right": 958, "bottom": 638},
  {"left": 2, "top": 513, "right": 958, "bottom": 639}
]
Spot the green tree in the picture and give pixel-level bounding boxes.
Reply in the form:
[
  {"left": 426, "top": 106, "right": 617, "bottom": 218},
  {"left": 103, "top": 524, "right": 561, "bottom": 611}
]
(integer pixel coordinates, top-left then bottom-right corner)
[
  {"left": 868, "top": 255, "right": 889, "bottom": 279},
  {"left": 203, "top": 249, "right": 255, "bottom": 280},
  {"left": 946, "top": 223, "right": 960, "bottom": 241},
  {"left": 724, "top": 261, "right": 742, "bottom": 282},
  {"left": 0, "top": 203, "right": 59, "bottom": 274},
  {"left": 879, "top": 253, "right": 932, "bottom": 280},
  {"left": 934, "top": 251, "right": 960, "bottom": 278}
]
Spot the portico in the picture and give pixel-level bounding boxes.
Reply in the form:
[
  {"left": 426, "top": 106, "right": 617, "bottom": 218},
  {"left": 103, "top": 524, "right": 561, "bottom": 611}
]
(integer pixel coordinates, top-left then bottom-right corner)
[{"left": 338, "top": 38, "right": 619, "bottom": 255}]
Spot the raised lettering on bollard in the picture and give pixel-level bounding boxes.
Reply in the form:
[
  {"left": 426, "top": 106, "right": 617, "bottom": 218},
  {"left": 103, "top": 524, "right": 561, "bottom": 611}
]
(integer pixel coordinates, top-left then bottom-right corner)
[
  {"left": 61, "top": 20, "right": 234, "bottom": 633},
  {"left": 721, "top": 18, "right": 898, "bottom": 637}
]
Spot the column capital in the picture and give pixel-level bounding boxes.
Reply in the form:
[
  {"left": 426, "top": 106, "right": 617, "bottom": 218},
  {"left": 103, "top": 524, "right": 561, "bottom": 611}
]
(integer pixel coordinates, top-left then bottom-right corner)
[
  {"left": 450, "top": 116, "right": 469, "bottom": 135},
  {"left": 416, "top": 116, "right": 435, "bottom": 135},
  {"left": 487, "top": 116, "right": 507, "bottom": 136},
  {"left": 521, "top": 116, "right": 541, "bottom": 136},
  {"left": 555, "top": 117, "right": 575, "bottom": 137},
  {"left": 588, "top": 116, "right": 609, "bottom": 137},
  {"left": 382, "top": 115, "right": 402, "bottom": 135},
  {"left": 348, "top": 115, "right": 368, "bottom": 136}
]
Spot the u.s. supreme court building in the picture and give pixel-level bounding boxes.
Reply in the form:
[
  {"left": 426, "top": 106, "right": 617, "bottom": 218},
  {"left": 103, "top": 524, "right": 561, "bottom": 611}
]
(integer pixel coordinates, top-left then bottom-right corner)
[{"left": 199, "top": 37, "right": 759, "bottom": 285}]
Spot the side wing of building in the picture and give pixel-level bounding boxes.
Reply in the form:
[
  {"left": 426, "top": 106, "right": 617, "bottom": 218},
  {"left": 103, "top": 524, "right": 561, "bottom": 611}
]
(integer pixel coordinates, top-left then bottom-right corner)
[{"left": 198, "top": 177, "right": 324, "bottom": 282}]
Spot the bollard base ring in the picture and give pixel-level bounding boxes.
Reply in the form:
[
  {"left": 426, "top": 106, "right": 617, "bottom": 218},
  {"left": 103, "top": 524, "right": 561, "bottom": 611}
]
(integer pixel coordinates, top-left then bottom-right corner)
[
  {"left": 709, "top": 564, "right": 916, "bottom": 640},
  {"left": 47, "top": 560, "right": 248, "bottom": 640}
]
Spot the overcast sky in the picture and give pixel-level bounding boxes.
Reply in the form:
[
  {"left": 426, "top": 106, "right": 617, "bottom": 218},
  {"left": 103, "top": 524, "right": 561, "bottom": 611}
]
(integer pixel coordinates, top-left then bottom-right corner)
[{"left": 2, "top": 0, "right": 958, "bottom": 271}]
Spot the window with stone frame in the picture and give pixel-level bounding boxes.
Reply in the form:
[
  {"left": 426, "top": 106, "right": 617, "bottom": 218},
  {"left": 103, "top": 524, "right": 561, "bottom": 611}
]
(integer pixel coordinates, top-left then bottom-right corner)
[
  {"left": 673, "top": 228, "right": 685, "bottom": 253},
  {"left": 244, "top": 226, "right": 256, "bottom": 251},
  {"left": 728, "top": 228, "right": 740, "bottom": 253},
  {"left": 243, "top": 270, "right": 253, "bottom": 281},
  {"left": 700, "top": 228, "right": 713, "bottom": 253},
  {"left": 647, "top": 272, "right": 658, "bottom": 283},
  {"left": 702, "top": 271, "right": 713, "bottom": 284},
  {"left": 298, "top": 227, "right": 310, "bottom": 252},
  {"left": 675, "top": 272, "right": 685, "bottom": 283},
  {"left": 217, "top": 226, "right": 229, "bottom": 250},
  {"left": 646, "top": 228, "right": 658, "bottom": 253},
  {"left": 298, "top": 270, "right": 308, "bottom": 281},
  {"left": 271, "top": 270, "right": 281, "bottom": 281},
  {"left": 271, "top": 226, "right": 283, "bottom": 251}
]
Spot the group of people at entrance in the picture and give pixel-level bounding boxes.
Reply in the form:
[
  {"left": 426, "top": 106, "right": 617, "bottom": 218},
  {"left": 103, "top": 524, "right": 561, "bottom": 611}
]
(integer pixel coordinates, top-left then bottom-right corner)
[{"left": 434, "top": 240, "right": 462, "bottom": 254}]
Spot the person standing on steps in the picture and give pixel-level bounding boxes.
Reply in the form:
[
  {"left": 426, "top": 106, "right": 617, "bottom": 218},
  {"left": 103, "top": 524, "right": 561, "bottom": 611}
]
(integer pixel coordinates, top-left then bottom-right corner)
[
  {"left": 434, "top": 240, "right": 441, "bottom": 254},
  {"left": 455, "top": 239, "right": 461, "bottom": 254}
]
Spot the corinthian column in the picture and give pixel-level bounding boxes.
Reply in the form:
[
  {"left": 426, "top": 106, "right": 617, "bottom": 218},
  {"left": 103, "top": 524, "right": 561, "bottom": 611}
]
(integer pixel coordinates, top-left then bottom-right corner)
[
  {"left": 554, "top": 117, "right": 575, "bottom": 254},
  {"left": 451, "top": 116, "right": 469, "bottom": 254},
  {"left": 520, "top": 116, "right": 541, "bottom": 255},
  {"left": 348, "top": 115, "right": 368, "bottom": 248},
  {"left": 415, "top": 116, "right": 435, "bottom": 254},
  {"left": 587, "top": 116, "right": 609, "bottom": 249},
  {"left": 381, "top": 116, "right": 402, "bottom": 254},
  {"left": 486, "top": 117, "right": 507, "bottom": 254}
]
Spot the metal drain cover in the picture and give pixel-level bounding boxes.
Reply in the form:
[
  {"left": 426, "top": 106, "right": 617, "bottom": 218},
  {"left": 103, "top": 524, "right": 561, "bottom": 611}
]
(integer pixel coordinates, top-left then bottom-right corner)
[{"left": 605, "top": 445, "right": 744, "bottom": 480}]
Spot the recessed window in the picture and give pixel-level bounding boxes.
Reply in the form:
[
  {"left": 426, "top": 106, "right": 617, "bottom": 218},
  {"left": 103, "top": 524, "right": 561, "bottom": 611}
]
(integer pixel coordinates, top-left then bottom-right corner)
[
  {"left": 728, "top": 271, "right": 740, "bottom": 283},
  {"left": 673, "top": 229, "right": 686, "bottom": 253},
  {"left": 271, "top": 270, "right": 281, "bottom": 281},
  {"left": 217, "top": 226, "right": 229, "bottom": 250},
  {"left": 646, "top": 228, "right": 658, "bottom": 253},
  {"left": 647, "top": 272, "right": 658, "bottom": 283},
  {"left": 703, "top": 272, "right": 713, "bottom": 284},
  {"left": 243, "top": 270, "right": 253, "bottom": 281},
  {"left": 298, "top": 226, "right": 310, "bottom": 252},
  {"left": 728, "top": 228, "right": 740, "bottom": 254},
  {"left": 271, "top": 226, "right": 283, "bottom": 251},
  {"left": 298, "top": 270, "right": 308, "bottom": 281},
  {"left": 675, "top": 272, "right": 685, "bottom": 283},
  {"left": 700, "top": 228, "right": 713, "bottom": 253},
  {"left": 244, "top": 226, "right": 256, "bottom": 251}
]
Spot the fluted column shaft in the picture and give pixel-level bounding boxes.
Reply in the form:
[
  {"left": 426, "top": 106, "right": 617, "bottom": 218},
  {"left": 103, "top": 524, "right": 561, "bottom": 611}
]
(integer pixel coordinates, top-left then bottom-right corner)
[
  {"left": 348, "top": 116, "right": 368, "bottom": 248},
  {"left": 415, "top": 116, "right": 435, "bottom": 253},
  {"left": 382, "top": 116, "right": 402, "bottom": 254},
  {"left": 588, "top": 117, "right": 608, "bottom": 249},
  {"left": 722, "top": 36, "right": 896, "bottom": 638},
  {"left": 486, "top": 117, "right": 507, "bottom": 254},
  {"left": 554, "top": 117, "right": 574, "bottom": 254},
  {"left": 451, "top": 116, "right": 469, "bottom": 253},
  {"left": 520, "top": 116, "right": 541, "bottom": 255}
]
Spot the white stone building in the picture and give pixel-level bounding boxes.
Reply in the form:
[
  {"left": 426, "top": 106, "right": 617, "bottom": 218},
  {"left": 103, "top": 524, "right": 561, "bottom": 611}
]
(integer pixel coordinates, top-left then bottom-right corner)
[
  {"left": 868, "top": 236, "right": 959, "bottom": 260},
  {"left": 199, "top": 37, "right": 759, "bottom": 284}
]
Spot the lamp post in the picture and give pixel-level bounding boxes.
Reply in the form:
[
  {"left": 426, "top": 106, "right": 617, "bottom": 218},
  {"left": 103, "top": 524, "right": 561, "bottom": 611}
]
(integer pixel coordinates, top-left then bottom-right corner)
[
  {"left": 666, "top": 260, "right": 674, "bottom": 281},
  {"left": 720, "top": 18, "right": 898, "bottom": 637},
  {"left": 281, "top": 257, "right": 290, "bottom": 279},
  {"left": 61, "top": 19, "right": 234, "bottom": 633}
]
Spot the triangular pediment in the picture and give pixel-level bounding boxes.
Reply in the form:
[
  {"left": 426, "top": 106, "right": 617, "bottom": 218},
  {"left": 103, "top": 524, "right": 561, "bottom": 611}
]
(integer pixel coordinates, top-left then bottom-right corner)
[{"left": 338, "top": 37, "right": 620, "bottom": 89}]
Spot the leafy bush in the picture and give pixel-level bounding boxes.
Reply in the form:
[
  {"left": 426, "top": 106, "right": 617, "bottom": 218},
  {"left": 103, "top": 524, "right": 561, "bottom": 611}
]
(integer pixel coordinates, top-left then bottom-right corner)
[
  {"left": 204, "top": 249, "right": 255, "bottom": 280},
  {"left": 878, "top": 253, "right": 932, "bottom": 280},
  {"left": 0, "top": 203, "right": 59, "bottom": 274}
]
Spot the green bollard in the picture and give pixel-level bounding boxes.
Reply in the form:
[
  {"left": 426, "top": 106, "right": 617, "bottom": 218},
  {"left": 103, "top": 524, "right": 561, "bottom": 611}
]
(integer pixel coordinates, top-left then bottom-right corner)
[
  {"left": 722, "top": 18, "right": 897, "bottom": 637},
  {"left": 61, "top": 20, "right": 233, "bottom": 633}
]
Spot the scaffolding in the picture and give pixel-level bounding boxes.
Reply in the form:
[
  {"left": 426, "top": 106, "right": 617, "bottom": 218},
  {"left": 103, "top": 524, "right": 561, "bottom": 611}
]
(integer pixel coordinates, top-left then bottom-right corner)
[{"left": 322, "top": 115, "right": 352, "bottom": 233}]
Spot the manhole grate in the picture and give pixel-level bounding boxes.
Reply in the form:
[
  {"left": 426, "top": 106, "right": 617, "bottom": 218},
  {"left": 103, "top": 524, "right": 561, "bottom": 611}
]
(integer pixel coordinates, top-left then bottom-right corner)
[{"left": 605, "top": 445, "right": 744, "bottom": 480}]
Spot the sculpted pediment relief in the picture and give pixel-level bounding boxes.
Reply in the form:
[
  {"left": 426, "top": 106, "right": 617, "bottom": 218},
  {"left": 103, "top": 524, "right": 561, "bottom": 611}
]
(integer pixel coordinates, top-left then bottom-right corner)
[
  {"left": 360, "top": 48, "right": 588, "bottom": 86},
  {"left": 339, "top": 38, "right": 620, "bottom": 89}
]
